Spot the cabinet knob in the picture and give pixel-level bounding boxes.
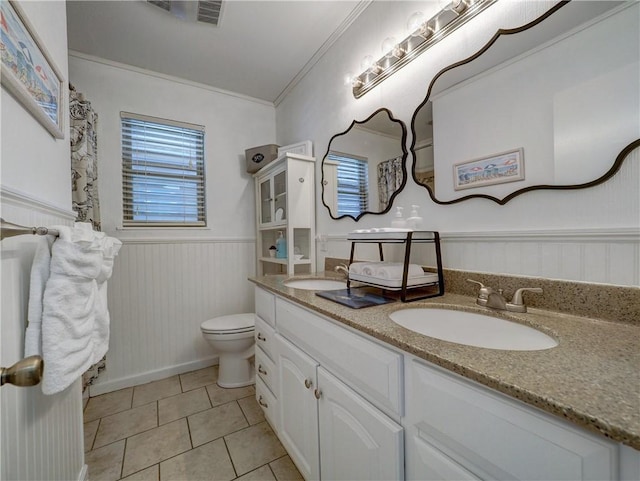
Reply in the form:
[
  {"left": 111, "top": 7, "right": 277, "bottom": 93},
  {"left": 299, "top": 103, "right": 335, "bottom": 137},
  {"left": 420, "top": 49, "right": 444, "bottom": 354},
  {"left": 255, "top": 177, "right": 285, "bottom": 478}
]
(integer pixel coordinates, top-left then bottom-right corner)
[
  {"left": 256, "top": 333, "right": 266, "bottom": 342},
  {"left": 314, "top": 388, "right": 322, "bottom": 399},
  {"left": 299, "top": 177, "right": 304, "bottom": 183},
  {"left": 258, "top": 395, "right": 268, "bottom": 408},
  {"left": 258, "top": 364, "right": 267, "bottom": 376},
  {"left": 304, "top": 378, "right": 312, "bottom": 389}
]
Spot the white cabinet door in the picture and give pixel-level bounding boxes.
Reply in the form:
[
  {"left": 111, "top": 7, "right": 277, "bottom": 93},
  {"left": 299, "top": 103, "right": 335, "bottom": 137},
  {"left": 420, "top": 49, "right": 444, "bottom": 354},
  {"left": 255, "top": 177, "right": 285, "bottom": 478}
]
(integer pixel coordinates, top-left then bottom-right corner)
[
  {"left": 405, "top": 359, "right": 617, "bottom": 481},
  {"left": 317, "top": 367, "right": 404, "bottom": 481},
  {"left": 276, "top": 334, "right": 320, "bottom": 481}
]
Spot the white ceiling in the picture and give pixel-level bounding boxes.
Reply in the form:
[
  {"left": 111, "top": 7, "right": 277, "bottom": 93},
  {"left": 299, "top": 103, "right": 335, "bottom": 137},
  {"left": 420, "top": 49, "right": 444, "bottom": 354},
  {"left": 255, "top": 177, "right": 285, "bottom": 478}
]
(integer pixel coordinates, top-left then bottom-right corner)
[{"left": 66, "top": 0, "right": 368, "bottom": 104}]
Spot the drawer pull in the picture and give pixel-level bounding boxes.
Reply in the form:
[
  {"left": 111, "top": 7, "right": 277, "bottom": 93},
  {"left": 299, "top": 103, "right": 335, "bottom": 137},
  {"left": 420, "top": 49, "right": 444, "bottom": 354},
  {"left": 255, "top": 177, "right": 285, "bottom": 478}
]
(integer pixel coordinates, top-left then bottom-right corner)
[
  {"left": 314, "top": 388, "right": 322, "bottom": 400},
  {"left": 304, "top": 378, "right": 312, "bottom": 389},
  {"left": 256, "top": 333, "right": 266, "bottom": 342},
  {"left": 258, "top": 364, "right": 267, "bottom": 376},
  {"left": 258, "top": 395, "right": 268, "bottom": 408}
]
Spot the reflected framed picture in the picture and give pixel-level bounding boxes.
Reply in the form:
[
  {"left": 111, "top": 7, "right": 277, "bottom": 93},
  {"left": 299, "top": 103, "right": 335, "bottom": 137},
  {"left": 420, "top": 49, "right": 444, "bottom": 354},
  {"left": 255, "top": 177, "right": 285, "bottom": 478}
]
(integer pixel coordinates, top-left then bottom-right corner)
[
  {"left": 453, "top": 148, "right": 524, "bottom": 191},
  {"left": 1, "top": 0, "right": 65, "bottom": 138}
]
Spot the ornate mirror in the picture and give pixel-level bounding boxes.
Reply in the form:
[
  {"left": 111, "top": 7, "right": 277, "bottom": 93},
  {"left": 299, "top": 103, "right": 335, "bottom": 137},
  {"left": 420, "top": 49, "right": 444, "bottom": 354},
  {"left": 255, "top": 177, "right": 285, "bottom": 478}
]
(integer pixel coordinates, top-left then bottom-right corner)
[
  {"left": 322, "top": 108, "right": 407, "bottom": 220},
  {"left": 411, "top": 1, "right": 639, "bottom": 205}
]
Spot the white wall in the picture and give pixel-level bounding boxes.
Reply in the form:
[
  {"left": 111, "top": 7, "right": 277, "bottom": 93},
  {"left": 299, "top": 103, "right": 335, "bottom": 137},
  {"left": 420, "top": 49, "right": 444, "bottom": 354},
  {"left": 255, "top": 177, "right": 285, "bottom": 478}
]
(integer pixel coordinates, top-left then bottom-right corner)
[
  {"left": 1, "top": 1, "right": 85, "bottom": 480},
  {"left": 68, "top": 55, "right": 275, "bottom": 393},
  {"left": 276, "top": 1, "right": 640, "bottom": 286}
]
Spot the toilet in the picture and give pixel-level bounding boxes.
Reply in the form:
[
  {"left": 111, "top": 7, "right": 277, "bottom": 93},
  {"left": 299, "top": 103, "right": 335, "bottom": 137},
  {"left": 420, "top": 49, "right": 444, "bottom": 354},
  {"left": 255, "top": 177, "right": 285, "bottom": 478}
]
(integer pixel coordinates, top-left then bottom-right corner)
[{"left": 200, "top": 313, "right": 255, "bottom": 388}]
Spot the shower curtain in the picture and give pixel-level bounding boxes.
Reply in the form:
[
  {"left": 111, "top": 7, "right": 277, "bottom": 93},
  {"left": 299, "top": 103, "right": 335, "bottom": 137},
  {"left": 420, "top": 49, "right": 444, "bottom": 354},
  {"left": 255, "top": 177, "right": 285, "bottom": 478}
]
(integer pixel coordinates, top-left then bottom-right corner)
[
  {"left": 377, "top": 155, "right": 404, "bottom": 211},
  {"left": 69, "top": 84, "right": 105, "bottom": 391}
]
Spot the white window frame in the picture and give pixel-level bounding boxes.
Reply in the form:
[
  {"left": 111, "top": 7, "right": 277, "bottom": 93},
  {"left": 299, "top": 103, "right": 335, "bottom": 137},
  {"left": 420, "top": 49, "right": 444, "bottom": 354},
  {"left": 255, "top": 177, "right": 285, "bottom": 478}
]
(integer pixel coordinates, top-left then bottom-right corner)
[
  {"left": 328, "top": 151, "right": 369, "bottom": 217},
  {"left": 121, "top": 112, "right": 206, "bottom": 227}
]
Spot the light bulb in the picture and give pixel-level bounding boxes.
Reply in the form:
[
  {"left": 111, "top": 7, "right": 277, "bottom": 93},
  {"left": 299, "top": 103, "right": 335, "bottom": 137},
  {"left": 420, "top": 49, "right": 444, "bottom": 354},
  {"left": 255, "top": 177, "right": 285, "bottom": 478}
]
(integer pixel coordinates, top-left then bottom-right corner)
[
  {"left": 360, "top": 55, "right": 375, "bottom": 71},
  {"left": 344, "top": 72, "right": 354, "bottom": 86},
  {"left": 407, "top": 11, "right": 425, "bottom": 34},
  {"left": 381, "top": 37, "right": 397, "bottom": 56}
]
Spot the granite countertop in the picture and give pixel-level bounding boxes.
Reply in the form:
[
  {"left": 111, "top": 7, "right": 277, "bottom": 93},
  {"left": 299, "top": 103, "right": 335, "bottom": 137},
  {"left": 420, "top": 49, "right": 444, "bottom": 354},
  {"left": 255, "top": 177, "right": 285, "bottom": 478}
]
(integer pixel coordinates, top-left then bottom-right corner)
[{"left": 249, "top": 273, "right": 640, "bottom": 451}]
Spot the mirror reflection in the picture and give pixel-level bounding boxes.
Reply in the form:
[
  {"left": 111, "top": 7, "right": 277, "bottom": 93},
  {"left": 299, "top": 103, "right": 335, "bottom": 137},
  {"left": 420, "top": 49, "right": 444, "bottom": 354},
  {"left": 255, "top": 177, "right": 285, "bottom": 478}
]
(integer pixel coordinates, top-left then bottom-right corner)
[
  {"left": 322, "top": 108, "right": 407, "bottom": 220},
  {"left": 412, "top": 1, "right": 639, "bottom": 204}
]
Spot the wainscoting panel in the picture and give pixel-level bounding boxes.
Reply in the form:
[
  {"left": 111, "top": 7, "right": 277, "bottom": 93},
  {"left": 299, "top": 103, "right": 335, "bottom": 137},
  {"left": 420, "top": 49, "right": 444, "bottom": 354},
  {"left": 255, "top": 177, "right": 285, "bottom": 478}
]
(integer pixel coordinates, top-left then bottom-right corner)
[
  {"left": 93, "top": 238, "right": 256, "bottom": 395},
  {"left": 320, "top": 228, "right": 639, "bottom": 287},
  {"left": 1, "top": 188, "right": 84, "bottom": 481}
]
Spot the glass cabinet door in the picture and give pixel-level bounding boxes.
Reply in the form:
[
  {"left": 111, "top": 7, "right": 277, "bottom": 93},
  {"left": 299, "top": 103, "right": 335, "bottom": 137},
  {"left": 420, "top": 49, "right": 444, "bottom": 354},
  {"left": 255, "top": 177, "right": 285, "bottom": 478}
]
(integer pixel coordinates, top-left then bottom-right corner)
[
  {"left": 274, "top": 170, "right": 287, "bottom": 222},
  {"left": 260, "top": 178, "right": 272, "bottom": 224}
]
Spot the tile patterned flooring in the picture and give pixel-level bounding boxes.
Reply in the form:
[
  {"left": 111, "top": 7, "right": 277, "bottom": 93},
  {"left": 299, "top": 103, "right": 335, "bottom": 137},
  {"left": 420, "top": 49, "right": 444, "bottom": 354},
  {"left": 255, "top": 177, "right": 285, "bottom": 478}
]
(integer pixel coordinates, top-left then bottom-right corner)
[{"left": 84, "top": 366, "right": 303, "bottom": 481}]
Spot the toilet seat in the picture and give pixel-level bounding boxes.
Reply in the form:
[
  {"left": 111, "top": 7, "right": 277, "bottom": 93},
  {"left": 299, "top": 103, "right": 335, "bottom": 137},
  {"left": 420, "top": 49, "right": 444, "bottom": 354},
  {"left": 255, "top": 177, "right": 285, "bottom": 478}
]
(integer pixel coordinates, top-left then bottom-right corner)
[{"left": 201, "top": 313, "right": 254, "bottom": 335}]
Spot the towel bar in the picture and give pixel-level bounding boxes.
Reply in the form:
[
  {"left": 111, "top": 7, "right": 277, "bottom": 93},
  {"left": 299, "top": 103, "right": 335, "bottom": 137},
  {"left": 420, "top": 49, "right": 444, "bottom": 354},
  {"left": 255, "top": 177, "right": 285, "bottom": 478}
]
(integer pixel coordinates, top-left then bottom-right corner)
[{"left": 0, "top": 218, "right": 59, "bottom": 241}]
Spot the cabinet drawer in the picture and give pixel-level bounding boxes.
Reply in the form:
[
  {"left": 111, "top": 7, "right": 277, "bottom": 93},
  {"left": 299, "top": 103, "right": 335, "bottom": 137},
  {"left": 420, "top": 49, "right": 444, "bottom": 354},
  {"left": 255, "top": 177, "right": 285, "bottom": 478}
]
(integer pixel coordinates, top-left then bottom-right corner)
[
  {"left": 255, "top": 286, "right": 275, "bottom": 327},
  {"left": 276, "top": 297, "right": 403, "bottom": 418},
  {"left": 256, "top": 346, "right": 278, "bottom": 395},
  {"left": 256, "top": 377, "right": 278, "bottom": 430},
  {"left": 255, "top": 315, "right": 276, "bottom": 361},
  {"left": 406, "top": 360, "right": 617, "bottom": 480}
]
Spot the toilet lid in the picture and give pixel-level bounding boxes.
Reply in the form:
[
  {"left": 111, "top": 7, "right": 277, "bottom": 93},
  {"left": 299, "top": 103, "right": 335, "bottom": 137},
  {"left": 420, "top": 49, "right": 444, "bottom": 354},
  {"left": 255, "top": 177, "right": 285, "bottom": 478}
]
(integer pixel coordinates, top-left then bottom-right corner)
[{"left": 201, "top": 313, "right": 255, "bottom": 334}]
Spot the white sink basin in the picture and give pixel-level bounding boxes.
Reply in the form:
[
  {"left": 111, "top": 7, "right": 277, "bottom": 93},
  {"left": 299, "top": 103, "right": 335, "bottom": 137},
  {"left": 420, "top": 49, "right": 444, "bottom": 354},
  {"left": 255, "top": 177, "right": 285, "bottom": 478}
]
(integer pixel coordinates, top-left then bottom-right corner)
[
  {"left": 284, "top": 279, "right": 347, "bottom": 291},
  {"left": 389, "top": 308, "right": 557, "bottom": 351}
]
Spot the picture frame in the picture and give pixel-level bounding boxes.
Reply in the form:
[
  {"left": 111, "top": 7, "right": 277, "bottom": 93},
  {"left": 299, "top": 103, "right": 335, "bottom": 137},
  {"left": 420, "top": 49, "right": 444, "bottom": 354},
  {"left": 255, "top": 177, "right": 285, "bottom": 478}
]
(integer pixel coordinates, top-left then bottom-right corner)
[
  {"left": 1, "top": 0, "right": 65, "bottom": 139},
  {"left": 453, "top": 148, "right": 524, "bottom": 191}
]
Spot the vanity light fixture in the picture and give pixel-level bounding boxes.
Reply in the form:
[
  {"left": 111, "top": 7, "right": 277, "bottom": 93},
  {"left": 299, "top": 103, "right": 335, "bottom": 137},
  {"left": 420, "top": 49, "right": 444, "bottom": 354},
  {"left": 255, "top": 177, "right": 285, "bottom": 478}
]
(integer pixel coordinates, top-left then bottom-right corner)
[{"left": 351, "top": 0, "right": 496, "bottom": 99}]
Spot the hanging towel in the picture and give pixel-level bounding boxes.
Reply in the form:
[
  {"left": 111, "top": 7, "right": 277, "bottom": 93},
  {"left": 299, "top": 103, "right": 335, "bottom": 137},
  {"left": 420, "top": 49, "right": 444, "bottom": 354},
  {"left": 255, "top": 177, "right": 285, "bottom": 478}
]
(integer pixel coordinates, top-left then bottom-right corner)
[
  {"left": 24, "top": 236, "right": 54, "bottom": 357},
  {"left": 40, "top": 223, "right": 121, "bottom": 395},
  {"left": 91, "top": 235, "right": 121, "bottom": 364},
  {"left": 375, "top": 263, "right": 424, "bottom": 280}
]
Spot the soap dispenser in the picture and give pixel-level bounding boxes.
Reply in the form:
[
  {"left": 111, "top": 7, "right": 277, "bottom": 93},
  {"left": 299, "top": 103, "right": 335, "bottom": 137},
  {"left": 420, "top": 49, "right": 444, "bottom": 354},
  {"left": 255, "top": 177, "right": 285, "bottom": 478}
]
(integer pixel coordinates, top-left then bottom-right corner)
[
  {"left": 275, "top": 231, "right": 287, "bottom": 258},
  {"left": 407, "top": 205, "right": 423, "bottom": 230},
  {"left": 391, "top": 207, "right": 407, "bottom": 228}
]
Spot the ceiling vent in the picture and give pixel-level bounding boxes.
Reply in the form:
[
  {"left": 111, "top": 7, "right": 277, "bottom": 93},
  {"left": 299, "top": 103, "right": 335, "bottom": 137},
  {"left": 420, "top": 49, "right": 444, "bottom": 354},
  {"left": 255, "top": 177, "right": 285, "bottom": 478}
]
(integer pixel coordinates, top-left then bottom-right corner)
[
  {"left": 197, "top": 1, "right": 223, "bottom": 26},
  {"left": 146, "top": 1, "right": 223, "bottom": 26}
]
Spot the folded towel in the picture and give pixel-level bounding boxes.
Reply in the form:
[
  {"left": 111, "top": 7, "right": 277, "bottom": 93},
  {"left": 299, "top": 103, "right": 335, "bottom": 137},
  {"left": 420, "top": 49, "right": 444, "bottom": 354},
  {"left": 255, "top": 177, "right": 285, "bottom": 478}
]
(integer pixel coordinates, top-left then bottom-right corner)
[
  {"left": 362, "top": 264, "right": 377, "bottom": 276},
  {"left": 375, "top": 263, "right": 424, "bottom": 280},
  {"left": 348, "top": 262, "right": 373, "bottom": 275},
  {"left": 41, "top": 223, "right": 121, "bottom": 395},
  {"left": 24, "top": 237, "right": 54, "bottom": 357}
]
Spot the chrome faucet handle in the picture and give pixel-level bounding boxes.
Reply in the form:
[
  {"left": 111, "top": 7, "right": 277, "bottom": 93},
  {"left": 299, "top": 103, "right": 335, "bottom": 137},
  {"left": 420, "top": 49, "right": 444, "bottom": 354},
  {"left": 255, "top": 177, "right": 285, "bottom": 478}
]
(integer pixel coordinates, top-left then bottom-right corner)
[
  {"left": 507, "top": 287, "right": 543, "bottom": 313},
  {"left": 466, "top": 279, "right": 494, "bottom": 299},
  {"left": 510, "top": 287, "right": 543, "bottom": 305},
  {"left": 334, "top": 264, "right": 349, "bottom": 279}
]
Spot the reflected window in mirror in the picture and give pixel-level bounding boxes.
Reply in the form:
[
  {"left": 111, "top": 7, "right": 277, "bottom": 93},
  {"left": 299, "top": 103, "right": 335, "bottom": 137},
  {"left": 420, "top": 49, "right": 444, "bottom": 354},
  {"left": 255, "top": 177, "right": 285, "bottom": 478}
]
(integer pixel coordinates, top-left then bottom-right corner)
[
  {"left": 410, "top": 1, "right": 640, "bottom": 205},
  {"left": 329, "top": 152, "right": 370, "bottom": 217},
  {"left": 322, "top": 108, "right": 408, "bottom": 221}
]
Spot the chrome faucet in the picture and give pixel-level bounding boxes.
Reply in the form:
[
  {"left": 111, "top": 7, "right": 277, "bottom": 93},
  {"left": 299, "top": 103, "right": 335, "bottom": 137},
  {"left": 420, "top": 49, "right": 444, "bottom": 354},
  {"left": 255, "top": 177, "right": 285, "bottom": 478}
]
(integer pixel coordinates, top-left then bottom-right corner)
[
  {"left": 467, "top": 279, "right": 542, "bottom": 313},
  {"left": 334, "top": 264, "right": 349, "bottom": 279}
]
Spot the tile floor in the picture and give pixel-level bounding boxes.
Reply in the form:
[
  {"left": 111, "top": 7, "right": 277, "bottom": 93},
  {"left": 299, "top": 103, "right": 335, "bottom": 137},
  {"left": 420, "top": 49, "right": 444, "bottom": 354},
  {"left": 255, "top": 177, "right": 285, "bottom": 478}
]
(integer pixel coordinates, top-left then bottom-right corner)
[{"left": 84, "top": 366, "right": 303, "bottom": 481}]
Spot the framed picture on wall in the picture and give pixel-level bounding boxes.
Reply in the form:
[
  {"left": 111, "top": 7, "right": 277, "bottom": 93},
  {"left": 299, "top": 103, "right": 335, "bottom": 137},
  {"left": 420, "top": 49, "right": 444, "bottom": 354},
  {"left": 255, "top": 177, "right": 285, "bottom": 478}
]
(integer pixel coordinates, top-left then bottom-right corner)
[
  {"left": 1, "top": 0, "right": 65, "bottom": 139},
  {"left": 453, "top": 148, "right": 524, "bottom": 191}
]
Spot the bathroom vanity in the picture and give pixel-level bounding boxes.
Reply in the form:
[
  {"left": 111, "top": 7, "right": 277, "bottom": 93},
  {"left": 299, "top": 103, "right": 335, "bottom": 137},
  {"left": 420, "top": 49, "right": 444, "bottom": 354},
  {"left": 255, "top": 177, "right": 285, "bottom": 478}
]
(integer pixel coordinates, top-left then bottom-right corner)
[{"left": 250, "top": 276, "right": 640, "bottom": 481}]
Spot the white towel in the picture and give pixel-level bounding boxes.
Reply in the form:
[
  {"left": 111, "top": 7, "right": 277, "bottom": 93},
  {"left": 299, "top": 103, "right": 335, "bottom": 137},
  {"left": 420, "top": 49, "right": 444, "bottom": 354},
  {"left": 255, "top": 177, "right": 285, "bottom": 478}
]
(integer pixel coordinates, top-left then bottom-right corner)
[
  {"left": 40, "top": 223, "right": 121, "bottom": 395},
  {"left": 375, "top": 263, "right": 424, "bottom": 280},
  {"left": 24, "top": 236, "right": 54, "bottom": 357},
  {"left": 348, "top": 262, "right": 373, "bottom": 275}
]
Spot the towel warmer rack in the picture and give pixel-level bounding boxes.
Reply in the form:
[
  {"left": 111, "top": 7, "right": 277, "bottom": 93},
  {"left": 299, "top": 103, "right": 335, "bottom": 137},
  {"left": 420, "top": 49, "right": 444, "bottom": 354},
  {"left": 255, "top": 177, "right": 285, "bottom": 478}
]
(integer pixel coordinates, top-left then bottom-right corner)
[{"left": 0, "top": 218, "right": 59, "bottom": 241}]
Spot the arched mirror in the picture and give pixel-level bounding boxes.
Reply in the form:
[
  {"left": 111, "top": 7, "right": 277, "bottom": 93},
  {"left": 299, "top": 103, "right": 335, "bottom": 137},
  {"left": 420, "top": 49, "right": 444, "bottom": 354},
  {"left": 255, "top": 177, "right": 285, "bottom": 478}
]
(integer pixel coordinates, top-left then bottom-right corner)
[
  {"left": 322, "top": 108, "right": 407, "bottom": 220},
  {"left": 412, "top": 1, "right": 639, "bottom": 205}
]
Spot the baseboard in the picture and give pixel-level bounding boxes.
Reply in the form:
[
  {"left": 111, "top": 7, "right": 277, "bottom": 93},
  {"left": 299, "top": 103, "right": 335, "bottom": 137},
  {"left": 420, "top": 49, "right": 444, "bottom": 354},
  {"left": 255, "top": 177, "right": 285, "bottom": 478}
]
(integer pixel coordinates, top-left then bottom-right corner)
[
  {"left": 88, "top": 357, "right": 219, "bottom": 396},
  {"left": 77, "top": 464, "right": 89, "bottom": 481}
]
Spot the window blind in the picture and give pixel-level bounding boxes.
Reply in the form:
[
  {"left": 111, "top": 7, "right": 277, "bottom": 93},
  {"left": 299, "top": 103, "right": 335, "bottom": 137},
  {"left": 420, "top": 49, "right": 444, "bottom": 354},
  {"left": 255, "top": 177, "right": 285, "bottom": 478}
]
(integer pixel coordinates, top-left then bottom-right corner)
[
  {"left": 329, "top": 151, "right": 369, "bottom": 217},
  {"left": 121, "top": 112, "right": 206, "bottom": 227}
]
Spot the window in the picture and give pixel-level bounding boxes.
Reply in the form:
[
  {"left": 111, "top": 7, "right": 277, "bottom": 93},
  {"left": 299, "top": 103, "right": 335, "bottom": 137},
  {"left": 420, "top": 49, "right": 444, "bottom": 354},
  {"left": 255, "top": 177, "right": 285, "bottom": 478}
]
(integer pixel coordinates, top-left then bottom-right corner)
[
  {"left": 121, "top": 112, "right": 206, "bottom": 226},
  {"left": 329, "top": 151, "right": 369, "bottom": 217}
]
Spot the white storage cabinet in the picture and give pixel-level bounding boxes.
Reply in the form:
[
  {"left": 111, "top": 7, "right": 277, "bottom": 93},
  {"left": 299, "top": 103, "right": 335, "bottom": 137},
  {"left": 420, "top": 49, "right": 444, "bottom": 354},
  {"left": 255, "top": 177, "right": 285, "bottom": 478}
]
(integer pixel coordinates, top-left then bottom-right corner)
[{"left": 254, "top": 153, "right": 315, "bottom": 276}]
